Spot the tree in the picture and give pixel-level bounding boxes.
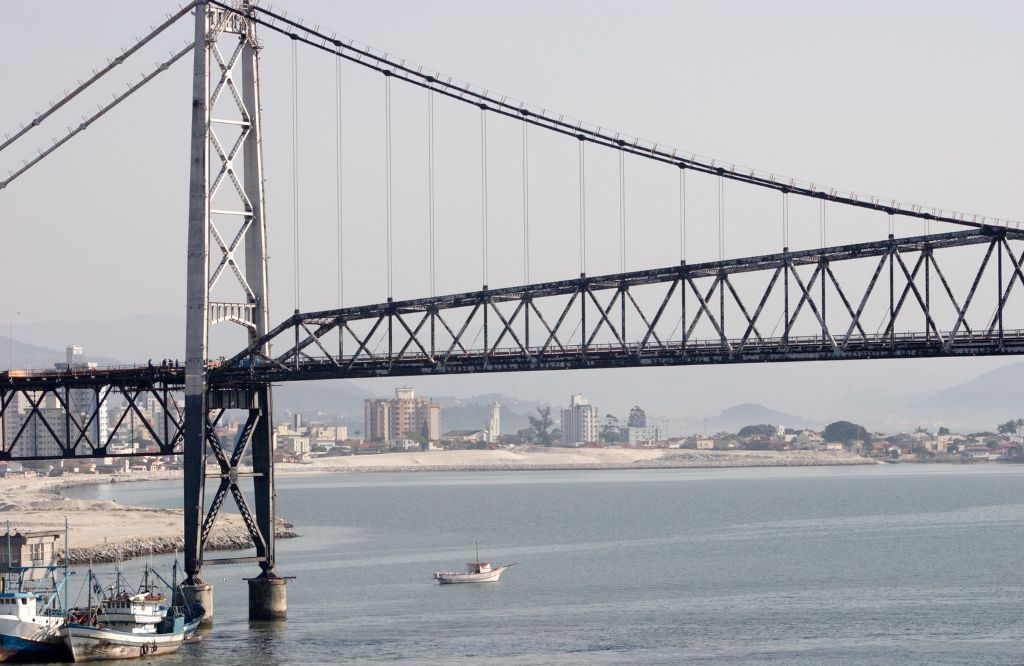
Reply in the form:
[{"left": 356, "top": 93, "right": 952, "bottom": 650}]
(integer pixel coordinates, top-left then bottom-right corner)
[
  {"left": 738, "top": 424, "right": 775, "bottom": 437},
  {"left": 627, "top": 406, "right": 647, "bottom": 428},
  {"left": 937, "top": 426, "right": 950, "bottom": 435},
  {"left": 823, "top": 420, "right": 870, "bottom": 444},
  {"left": 601, "top": 414, "right": 623, "bottom": 443},
  {"left": 528, "top": 406, "right": 557, "bottom": 446},
  {"left": 997, "top": 419, "right": 1024, "bottom": 435}
]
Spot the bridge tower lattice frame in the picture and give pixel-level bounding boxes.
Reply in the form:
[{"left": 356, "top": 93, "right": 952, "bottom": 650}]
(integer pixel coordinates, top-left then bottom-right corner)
[{"left": 183, "top": 0, "right": 276, "bottom": 587}]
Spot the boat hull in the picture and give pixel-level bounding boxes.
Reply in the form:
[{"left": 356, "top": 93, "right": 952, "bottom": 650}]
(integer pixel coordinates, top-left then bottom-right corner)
[
  {"left": 0, "top": 617, "right": 66, "bottom": 663},
  {"left": 62, "top": 622, "right": 198, "bottom": 662},
  {"left": 434, "top": 565, "right": 509, "bottom": 584}
]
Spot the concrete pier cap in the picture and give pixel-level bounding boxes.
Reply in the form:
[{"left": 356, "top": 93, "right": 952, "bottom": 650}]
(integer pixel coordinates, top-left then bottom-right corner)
[
  {"left": 247, "top": 574, "right": 290, "bottom": 621},
  {"left": 180, "top": 582, "right": 214, "bottom": 625}
]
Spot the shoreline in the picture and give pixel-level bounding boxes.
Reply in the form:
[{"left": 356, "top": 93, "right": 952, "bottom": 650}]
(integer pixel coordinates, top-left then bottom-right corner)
[
  {"left": 0, "top": 449, "right": 875, "bottom": 566},
  {"left": 1, "top": 473, "right": 296, "bottom": 566},
  {"left": 273, "top": 447, "right": 878, "bottom": 475}
]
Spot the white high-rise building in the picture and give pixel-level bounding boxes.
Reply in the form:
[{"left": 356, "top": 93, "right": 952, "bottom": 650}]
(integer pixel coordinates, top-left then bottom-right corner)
[
  {"left": 487, "top": 402, "right": 501, "bottom": 443},
  {"left": 560, "top": 394, "right": 599, "bottom": 447},
  {"left": 59, "top": 346, "right": 109, "bottom": 447}
]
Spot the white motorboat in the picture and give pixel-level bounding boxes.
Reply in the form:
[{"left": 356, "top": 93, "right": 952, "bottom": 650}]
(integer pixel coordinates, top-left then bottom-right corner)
[{"left": 433, "top": 543, "right": 515, "bottom": 584}]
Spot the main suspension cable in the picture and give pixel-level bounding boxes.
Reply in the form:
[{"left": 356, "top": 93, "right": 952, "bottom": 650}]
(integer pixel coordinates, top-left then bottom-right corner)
[
  {"left": 0, "top": 42, "right": 193, "bottom": 191},
  {"left": 222, "top": 0, "right": 1018, "bottom": 231},
  {"left": 0, "top": 2, "right": 196, "bottom": 155},
  {"left": 291, "top": 38, "right": 301, "bottom": 311}
]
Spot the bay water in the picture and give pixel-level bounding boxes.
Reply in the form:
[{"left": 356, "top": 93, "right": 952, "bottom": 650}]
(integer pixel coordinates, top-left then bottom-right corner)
[{"left": 61, "top": 464, "right": 1024, "bottom": 664}]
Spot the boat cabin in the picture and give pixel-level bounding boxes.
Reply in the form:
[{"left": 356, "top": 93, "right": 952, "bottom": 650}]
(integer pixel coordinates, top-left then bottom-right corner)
[
  {"left": 0, "top": 592, "right": 38, "bottom": 621},
  {"left": 467, "top": 562, "right": 492, "bottom": 574}
]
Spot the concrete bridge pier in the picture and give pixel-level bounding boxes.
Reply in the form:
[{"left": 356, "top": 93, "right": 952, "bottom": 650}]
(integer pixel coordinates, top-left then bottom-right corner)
[
  {"left": 247, "top": 576, "right": 287, "bottom": 621},
  {"left": 180, "top": 582, "right": 214, "bottom": 625}
]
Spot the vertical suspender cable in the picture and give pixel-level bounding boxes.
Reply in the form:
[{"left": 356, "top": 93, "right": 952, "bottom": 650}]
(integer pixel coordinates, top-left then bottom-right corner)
[
  {"left": 522, "top": 123, "right": 530, "bottom": 284},
  {"left": 820, "top": 200, "right": 826, "bottom": 248},
  {"left": 291, "top": 38, "right": 301, "bottom": 311},
  {"left": 480, "top": 108, "right": 489, "bottom": 287},
  {"left": 385, "top": 73, "right": 393, "bottom": 298},
  {"left": 782, "top": 192, "right": 789, "bottom": 249},
  {"left": 888, "top": 213, "right": 894, "bottom": 237},
  {"left": 619, "top": 150, "right": 626, "bottom": 272},
  {"left": 335, "top": 54, "right": 343, "bottom": 310},
  {"left": 428, "top": 90, "right": 435, "bottom": 296},
  {"left": 679, "top": 167, "right": 686, "bottom": 264},
  {"left": 718, "top": 177, "right": 724, "bottom": 261},
  {"left": 579, "top": 138, "right": 586, "bottom": 275}
]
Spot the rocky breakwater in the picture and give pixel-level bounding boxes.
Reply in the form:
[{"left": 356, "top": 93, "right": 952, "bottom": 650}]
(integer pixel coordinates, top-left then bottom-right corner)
[
  {"left": 0, "top": 474, "right": 298, "bottom": 566},
  {"left": 65, "top": 516, "right": 298, "bottom": 565}
]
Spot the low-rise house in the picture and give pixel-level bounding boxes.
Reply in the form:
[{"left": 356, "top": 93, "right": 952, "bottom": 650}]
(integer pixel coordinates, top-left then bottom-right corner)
[{"left": 0, "top": 530, "right": 61, "bottom": 581}]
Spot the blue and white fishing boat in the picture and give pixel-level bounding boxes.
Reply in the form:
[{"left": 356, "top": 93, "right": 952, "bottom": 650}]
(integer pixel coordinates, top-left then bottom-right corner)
[
  {"left": 0, "top": 521, "right": 73, "bottom": 663},
  {"left": 61, "top": 563, "right": 201, "bottom": 662},
  {"left": 0, "top": 576, "right": 69, "bottom": 663}
]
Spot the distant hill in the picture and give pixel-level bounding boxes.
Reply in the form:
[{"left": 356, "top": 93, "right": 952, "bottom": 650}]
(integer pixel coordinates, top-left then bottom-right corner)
[
  {"left": 11, "top": 314, "right": 185, "bottom": 364},
  {"left": 0, "top": 336, "right": 119, "bottom": 370},
  {"left": 708, "top": 403, "right": 817, "bottom": 433},
  {"left": 272, "top": 380, "right": 377, "bottom": 419},
  {"left": 902, "top": 361, "right": 1024, "bottom": 432},
  {"left": 435, "top": 394, "right": 550, "bottom": 434}
]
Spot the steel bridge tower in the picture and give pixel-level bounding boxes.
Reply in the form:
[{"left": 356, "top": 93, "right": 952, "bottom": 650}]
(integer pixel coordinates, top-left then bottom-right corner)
[{"left": 183, "top": 0, "right": 284, "bottom": 621}]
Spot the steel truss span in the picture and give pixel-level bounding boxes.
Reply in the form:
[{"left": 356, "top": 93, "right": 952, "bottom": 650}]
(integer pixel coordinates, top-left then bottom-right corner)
[
  {"left": 4, "top": 225, "right": 1022, "bottom": 463},
  {"left": 213, "top": 226, "right": 1024, "bottom": 383}
]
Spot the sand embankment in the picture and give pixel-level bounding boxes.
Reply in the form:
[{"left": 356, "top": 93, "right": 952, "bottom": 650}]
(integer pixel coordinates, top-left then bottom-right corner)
[
  {"left": 0, "top": 473, "right": 294, "bottom": 564},
  {"left": 274, "top": 446, "right": 875, "bottom": 474}
]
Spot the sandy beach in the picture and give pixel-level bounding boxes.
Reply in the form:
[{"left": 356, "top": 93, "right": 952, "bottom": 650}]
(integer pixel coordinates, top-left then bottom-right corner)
[
  {"left": 275, "top": 445, "right": 874, "bottom": 474},
  {"left": 0, "top": 473, "right": 294, "bottom": 564},
  {"left": 1, "top": 448, "right": 871, "bottom": 563}
]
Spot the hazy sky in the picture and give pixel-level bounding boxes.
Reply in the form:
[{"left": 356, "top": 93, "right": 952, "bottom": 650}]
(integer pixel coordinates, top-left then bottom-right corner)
[{"left": 1, "top": 1, "right": 1022, "bottom": 422}]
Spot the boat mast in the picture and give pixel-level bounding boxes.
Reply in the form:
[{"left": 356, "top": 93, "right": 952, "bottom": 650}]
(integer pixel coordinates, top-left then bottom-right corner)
[
  {"left": 3, "top": 518, "right": 9, "bottom": 593},
  {"left": 475, "top": 540, "right": 479, "bottom": 563},
  {"left": 63, "top": 515, "right": 69, "bottom": 614}
]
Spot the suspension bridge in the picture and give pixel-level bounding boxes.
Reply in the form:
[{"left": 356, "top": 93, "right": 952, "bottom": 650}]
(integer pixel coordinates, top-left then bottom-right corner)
[{"left": 1, "top": 1, "right": 1021, "bottom": 620}]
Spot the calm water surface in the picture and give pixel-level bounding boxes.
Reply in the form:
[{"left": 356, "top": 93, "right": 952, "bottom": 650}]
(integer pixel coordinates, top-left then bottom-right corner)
[{"left": 60, "top": 464, "right": 1024, "bottom": 664}]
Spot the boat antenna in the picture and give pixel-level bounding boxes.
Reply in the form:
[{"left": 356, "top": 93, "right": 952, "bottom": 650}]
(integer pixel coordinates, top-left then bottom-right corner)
[{"left": 476, "top": 539, "right": 479, "bottom": 564}]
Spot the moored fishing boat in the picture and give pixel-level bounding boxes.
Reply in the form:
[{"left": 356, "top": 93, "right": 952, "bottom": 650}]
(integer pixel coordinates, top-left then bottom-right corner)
[
  {"left": 61, "top": 564, "right": 201, "bottom": 662},
  {"left": 0, "top": 521, "right": 73, "bottom": 663},
  {"left": 0, "top": 586, "right": 68, "bottom": 663},
  {"left": 433, "top": 542, "right": 515, "bottom": 584}
]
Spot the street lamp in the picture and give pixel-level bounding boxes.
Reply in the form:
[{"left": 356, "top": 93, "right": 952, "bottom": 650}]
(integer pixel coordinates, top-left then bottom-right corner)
[{"left": 8, "top": 312, "right": 21, "bottom": 371}]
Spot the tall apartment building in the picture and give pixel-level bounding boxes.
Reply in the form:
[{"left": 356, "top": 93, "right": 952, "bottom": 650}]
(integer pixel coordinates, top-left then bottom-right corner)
[
  {"left": 364, "top": 387, "right": 441, "bottom": 443},
  {"left": 487, "top": 402, "right": 501, "bottom": 443},
  {"left": 561, "top": 393, "right": 599, "bottom": 446}
]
